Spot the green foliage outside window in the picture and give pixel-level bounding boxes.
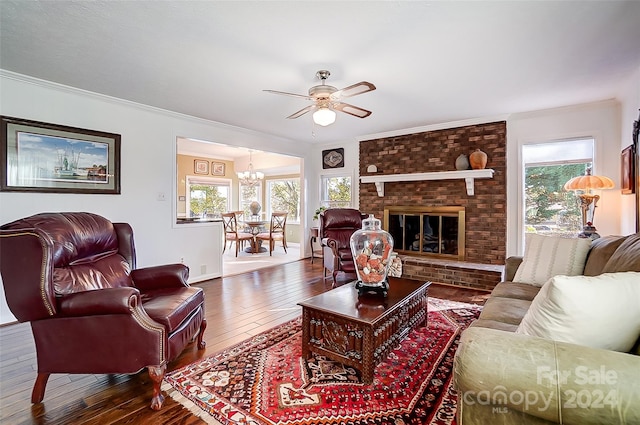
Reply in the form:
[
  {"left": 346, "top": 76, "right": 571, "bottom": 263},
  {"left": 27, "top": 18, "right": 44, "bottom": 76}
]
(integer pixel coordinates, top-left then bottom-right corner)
[
  {"left": 240, "top": 185, "right": 260, "bottom": 217},
  {"left": 190, "top": 184, "right": 228, "bottom": 217},
  {"left": 525, "top": 163, "right": 587, "bottom": 235},
  {"left": 269, "top": 179, "right": 300, "bottom": 221},
  {"left": 323, "top": 176, "right": 351, "bottom": 208}
]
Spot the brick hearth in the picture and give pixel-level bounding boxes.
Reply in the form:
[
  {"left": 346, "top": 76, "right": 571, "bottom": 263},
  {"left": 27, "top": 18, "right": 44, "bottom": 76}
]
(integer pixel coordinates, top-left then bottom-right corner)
[
  {"left": 401, "top": 256, "right": 503, "bottom": 292},
  {"left": 359, "top": 121, "right": 507, "bottom": 291}
]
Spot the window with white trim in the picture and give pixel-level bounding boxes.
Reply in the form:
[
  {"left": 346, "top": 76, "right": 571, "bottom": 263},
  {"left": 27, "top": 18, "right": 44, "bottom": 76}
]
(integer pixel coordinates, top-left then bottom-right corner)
[
  {"left": 266, "top": 178, "right": 300, "bottom": 223},
  {"left": 239, "top": 183, "right": 262, "bottom": 219},
  {"left": 523, "top": 138, "right": 594, "bottom": 237},
  {"left": 320, "top": 174, "right": 352, "bottom": 208},
  {"left": 186, "top": 176, "right": 231, "bottom": 218}
]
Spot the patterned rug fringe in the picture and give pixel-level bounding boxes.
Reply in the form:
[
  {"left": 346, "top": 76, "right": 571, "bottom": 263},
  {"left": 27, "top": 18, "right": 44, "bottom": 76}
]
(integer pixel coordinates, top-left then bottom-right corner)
[{"left": 161, "top": 381, "right": 223, "bottom": 425}]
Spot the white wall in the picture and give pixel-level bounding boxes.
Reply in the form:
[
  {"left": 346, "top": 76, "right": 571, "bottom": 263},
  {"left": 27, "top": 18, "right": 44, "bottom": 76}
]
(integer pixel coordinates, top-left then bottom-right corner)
[
  {"left": 616, "top": 65, "right": 640, "bottom": 235},
  {"left": 507, "top": 100, "right": 624, "bottom": 256},
  {"left": 0, "top": 72, "right": 311, "bottom": 324}
]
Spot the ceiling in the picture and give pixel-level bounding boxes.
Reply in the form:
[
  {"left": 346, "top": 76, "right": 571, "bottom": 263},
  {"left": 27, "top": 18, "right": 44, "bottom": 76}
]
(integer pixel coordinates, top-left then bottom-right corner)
[{"left": 1, "top": 1, "right": 640, "bottom": 145}]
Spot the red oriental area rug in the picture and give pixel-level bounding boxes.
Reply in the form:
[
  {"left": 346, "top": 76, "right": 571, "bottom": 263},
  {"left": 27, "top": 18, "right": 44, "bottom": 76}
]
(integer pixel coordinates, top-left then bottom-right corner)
[{"left": 162, "top": 298, "right": 482, "bottom": 425}]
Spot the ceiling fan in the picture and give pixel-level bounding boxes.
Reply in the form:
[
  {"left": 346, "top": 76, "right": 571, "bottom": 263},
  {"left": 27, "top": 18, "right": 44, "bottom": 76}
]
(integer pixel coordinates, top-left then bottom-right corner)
[{"left": 264, "top": 70, "right": 376, "bottom": 126}]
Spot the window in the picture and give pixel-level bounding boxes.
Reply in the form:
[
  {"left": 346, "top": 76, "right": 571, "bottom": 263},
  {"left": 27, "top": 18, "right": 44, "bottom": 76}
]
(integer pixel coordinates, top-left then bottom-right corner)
[
  {"left": 320, "top": 175, "right": 352, "bottom": 208},
  {"left": 266, "top": 178, "right": 300, "bottom": 222},
  {"left": 523, "top": 138, "right": 594, "bottom": 237},
  {"left": 187, "top": 177, "right": 230, "bottom": 218},
  {"left": 239, "top": 183, "right": 262, "bottom": 218}
]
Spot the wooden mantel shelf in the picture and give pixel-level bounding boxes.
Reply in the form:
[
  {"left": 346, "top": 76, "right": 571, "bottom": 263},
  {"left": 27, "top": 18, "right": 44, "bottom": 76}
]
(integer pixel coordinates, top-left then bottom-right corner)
[{"left": 360, "top": 169, "right": 495, "bottom": 197}]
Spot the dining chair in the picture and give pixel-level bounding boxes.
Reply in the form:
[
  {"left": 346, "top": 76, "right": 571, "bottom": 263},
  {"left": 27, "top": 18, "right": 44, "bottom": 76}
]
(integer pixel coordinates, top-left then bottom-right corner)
[
  {"left": 256, "top": 212, "right": 288, "bottom": 256},
  {"left": 221, "top": 212, "right": 254, "bottom": 257}
]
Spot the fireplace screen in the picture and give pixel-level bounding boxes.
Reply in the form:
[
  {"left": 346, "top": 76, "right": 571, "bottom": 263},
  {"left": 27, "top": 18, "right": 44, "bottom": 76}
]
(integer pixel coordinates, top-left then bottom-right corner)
[{"left": 383, "top": 206, "right": 465, "bottom": 260}]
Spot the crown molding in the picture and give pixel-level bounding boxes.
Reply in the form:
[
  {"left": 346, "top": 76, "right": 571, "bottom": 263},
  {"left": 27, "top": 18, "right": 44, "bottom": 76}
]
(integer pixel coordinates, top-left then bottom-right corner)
[{"left": 0, "top": 69, "right": 298, "bottom": 145}]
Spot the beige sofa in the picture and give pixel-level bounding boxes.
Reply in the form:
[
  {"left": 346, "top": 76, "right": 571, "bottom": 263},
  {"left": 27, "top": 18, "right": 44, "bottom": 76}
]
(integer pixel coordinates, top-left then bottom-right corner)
[{"left": 454, "top": 233, "right": 640, "bottom": 424}]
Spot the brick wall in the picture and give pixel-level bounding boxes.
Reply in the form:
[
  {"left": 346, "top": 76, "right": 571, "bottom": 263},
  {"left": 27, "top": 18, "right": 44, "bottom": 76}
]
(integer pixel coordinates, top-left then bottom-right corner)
[{"left": 359, "top": 121, "right": 507, "bottom": 266}]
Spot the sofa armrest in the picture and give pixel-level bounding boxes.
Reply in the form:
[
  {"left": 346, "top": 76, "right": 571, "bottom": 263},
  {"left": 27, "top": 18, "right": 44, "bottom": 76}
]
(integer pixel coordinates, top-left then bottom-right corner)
[
  {"left": 131, "top": 264, "right": 190, "bottom": 290},
  {"left": 58, "top": 287, "right": 140, "bottom": 316},
  {"left": 454, "top": 327, "right": 640, "bottom": 425},
  {"left": 504, "top": 256, "right": 523, "bottom": 282}
]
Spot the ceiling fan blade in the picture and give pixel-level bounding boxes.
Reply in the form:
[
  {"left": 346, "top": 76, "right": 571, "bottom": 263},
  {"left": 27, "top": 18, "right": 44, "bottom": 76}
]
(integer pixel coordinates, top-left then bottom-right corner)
[
  {"left": 286, "top": 105, "right": 315, "bottom": 119},
  {"left": 332, "top": 102, "right": 372, "bottom": 118},
  {"left": 330, "top": 81, "right": 376, "bottom": 100},
  {"left": 263, "top": 89, "right": 313, "bottom": 100}
]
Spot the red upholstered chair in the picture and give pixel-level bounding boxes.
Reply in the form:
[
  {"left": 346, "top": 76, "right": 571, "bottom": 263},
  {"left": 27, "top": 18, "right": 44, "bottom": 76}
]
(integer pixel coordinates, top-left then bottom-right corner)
[
  {"left": 319, "top": 208, "right": 367, "bottom": 286},
  {"left": 0, "top": 212, "right": 206, "bottom": 410}
]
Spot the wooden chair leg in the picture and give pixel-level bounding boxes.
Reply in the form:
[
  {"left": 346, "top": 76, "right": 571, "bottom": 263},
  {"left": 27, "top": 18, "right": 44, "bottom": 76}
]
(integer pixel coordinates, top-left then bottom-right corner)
[
  {"left": 197, "top": 319, "right": 207, "bottom": 349},
  {"left": 148, "top": 364, "right": 167, "bottom": 410},
  {"left": 31, "top": 372, "right": 50, "bottom": 403}
]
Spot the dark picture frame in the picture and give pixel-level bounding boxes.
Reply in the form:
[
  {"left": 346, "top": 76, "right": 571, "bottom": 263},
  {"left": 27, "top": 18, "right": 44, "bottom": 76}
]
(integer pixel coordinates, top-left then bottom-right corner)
[
  {"left": 194, "top": 159, "right": 209, "bottom": 175},
  {"left": 1, "top": 116, "right": 121, "bottom": 194},
  {"left": 322, "top": 148, "right": 345, "bottom": 169},
  {"left": 621, "top": 145, "right": 634, "bottom": 194}
]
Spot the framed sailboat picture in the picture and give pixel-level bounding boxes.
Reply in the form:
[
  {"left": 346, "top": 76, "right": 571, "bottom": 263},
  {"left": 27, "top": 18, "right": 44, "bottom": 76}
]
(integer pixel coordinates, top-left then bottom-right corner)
[{"left": 0, "top": 116, "right": 121, "bottom": 194}]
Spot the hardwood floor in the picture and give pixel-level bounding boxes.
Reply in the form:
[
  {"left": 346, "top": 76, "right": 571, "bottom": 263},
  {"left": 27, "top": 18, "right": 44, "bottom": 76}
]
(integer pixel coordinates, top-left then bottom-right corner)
[{"left": 0, "top": 260, "right": 489, "bottom": 425}]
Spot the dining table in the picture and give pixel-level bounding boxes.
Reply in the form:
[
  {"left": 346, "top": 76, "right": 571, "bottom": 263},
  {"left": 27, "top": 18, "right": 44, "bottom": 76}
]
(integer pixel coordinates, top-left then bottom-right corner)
[{"left": 242, "top": 219, "right": 268, "bottom": 253}]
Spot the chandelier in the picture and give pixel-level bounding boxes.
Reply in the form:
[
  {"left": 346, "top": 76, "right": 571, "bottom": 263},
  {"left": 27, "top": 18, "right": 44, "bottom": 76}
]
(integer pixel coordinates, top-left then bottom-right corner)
[{"left": 237, "top": 151, "right": 264, "bottom": 188}]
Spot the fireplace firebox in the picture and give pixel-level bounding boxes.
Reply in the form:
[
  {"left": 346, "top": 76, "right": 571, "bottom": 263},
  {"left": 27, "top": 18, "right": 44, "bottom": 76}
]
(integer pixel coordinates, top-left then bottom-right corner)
[{"left": 383, "top": 206, "right": 465, "bottom": 260}]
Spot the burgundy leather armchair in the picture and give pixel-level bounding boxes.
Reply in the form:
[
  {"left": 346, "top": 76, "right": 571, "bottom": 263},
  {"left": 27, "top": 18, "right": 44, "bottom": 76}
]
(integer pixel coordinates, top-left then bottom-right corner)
[
  {"left": 0, "top": 212, "right": 206, "bottom": 410},
  {"left": 319, "top": 208, "right": 367, "bottom": 286}
]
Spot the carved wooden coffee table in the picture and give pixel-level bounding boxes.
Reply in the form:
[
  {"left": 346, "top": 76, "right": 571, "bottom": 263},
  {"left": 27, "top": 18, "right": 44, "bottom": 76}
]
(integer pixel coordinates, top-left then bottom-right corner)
[{"left": 298, "top": 277, "right": 431, "bottom": 384}]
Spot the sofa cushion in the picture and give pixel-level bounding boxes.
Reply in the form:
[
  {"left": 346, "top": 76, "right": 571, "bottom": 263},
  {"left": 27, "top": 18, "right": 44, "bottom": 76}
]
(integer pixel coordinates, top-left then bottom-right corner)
[
  {"left": 583, "top": 235, "right": 627, "bottom": 276},
  {"left": 602, "top": 233, "right": 640, "bottom": 273},
  {"left": 513, "top": 234, "right": 591, "bottom": 286},
  {"left": 469, "top": 318, "right": 519, "bottom": 332},
  {"left": 516, "top": 272, "right": 640, "bottom": 352},
  {"left": 490, "top": 281, "right": 541, "bottom": 301},
  {"left": 477, "top": 296, "right": 532, "bottom": 326}
]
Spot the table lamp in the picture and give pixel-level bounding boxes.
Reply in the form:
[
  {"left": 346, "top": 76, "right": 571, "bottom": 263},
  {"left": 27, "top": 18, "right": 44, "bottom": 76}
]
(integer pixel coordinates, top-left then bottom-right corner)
[{"left": 563, "top": 168, "right": 615, "bottom": 239}]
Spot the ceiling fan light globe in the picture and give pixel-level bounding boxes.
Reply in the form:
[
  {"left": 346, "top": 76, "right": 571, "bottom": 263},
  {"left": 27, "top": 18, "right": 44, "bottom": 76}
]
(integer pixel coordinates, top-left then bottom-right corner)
[{"left": 313, "top": 108, "right": 336, "bottom": 126}]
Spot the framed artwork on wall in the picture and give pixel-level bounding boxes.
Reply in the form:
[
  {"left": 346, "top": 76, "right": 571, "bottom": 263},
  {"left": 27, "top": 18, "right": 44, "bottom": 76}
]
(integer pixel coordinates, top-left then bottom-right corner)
[
  {"left": 322, "top": 148, "right": 344, "bottom": 169},
  {"left": 0, "top": 115, "right": 121, "bottom": 194},
  {"left": 621, "top": 145, "right": 634, "bottom": 194},
  {"left": 211, "top": 162, "right": 225, "bottom": 176},
  {"left": 194, "top": 159, "right": 209, "bottom": 175}
]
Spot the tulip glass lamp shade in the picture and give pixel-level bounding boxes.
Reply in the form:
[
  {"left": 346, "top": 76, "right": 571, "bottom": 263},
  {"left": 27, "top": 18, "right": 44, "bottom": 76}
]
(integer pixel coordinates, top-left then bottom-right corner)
[
  {"left": 312, "top": 107, "right": 336, "bottom": 127},
  {"left": 563, "top": 168, "right": 615, "bottom": 239}
]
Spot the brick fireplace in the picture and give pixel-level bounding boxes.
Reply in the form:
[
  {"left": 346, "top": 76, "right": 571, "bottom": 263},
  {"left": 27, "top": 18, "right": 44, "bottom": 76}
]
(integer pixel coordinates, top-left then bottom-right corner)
[{"left": 359, "top": 121, "right": 507, "bottom": 291}]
